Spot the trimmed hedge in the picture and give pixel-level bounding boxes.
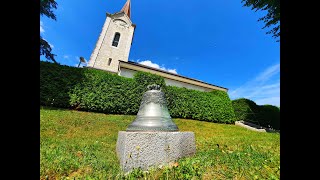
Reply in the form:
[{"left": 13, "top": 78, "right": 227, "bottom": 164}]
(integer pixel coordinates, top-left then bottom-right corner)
[
  {"left": 40, "top": 61, "right": 236, "bottom": 123},
  {"left": 232, "top": 98, "right": 280, "bottom": 130},
  {"left": 257, "top": 105, "right": 280, "bottom": 130},
  {"left": 231, "top": 98, "right": 260, "bottom": 124},
  {"left": 165, "top": 87, "right": 235, "bottom": 123},
  {"left": 69, "top": 68, "right": 139, "bottom": 114},
  {"left": 40, "top": 61, "right": 85, "bottom": 108}
]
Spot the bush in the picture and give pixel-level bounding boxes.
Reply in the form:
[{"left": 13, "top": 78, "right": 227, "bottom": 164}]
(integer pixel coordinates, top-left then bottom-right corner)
[
  {"left": 69, "top": 68, "right": 139, "bottom": 114},
  {"left": 166, "top": 86, "right": 235, "bottom": 123},
  {"left": 40, "top": 61, "right": 236, "bottom": 124},
  {"left": 40, "top": 61, "right": 85, "bottom": 108},
  {"left": 232, "top": 98, "right": 280, "bottom": 130},
  {"left": 257, "top": 105, "right": 280, "bottom": 130},
  {"left": 232, "top": 98, "right": 260, "bottom": 124}
]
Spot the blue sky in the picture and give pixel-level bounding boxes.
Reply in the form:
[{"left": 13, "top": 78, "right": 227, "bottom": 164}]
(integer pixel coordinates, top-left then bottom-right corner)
[{"left": 40, "top": 0, "right": 280, "bottom": 106}]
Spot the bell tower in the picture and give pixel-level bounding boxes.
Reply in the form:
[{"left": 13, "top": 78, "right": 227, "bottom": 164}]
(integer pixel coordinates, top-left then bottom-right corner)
[{"left": 87, "top": 0, "right": 135, "bottom": 73}]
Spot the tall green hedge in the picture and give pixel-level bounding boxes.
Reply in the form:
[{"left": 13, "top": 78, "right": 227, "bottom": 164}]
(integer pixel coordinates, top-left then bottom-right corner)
[
  {"left": 40, "top": 61, "right": 236, "bottom": 124},
  {"left": 165, "top": 87, "right": 235, "bottom": 123},
  {"left": 257, "top": 105, "right": 280, "bottom": 130},
  {"left": 232, "top": 98, "right": 280, "bottom": 130},
  {"left": 232, "top": 98, "right": 260, "bottom": 124},
  {"left": 69, "top": 68, "right": 139, "bottom": 114},
  {"left": 40, "top": 61, "right": 85, "bottom": 108}
]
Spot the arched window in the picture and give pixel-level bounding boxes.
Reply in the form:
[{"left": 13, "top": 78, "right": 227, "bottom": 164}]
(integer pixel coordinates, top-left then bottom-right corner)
[
  {"left": 112, "top": 32, "right": 120, "bottom": 47},
  {"left": 108, "top": 58, "right": 112, "bottom": 66}
]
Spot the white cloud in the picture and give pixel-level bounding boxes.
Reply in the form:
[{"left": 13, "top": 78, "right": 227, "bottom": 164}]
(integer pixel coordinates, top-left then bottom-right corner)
[
  {"left": 40, "top": 21, "right": 45, "bottom": 33},
  {"left": 255, "top": 63, "right": 280, "bottom": 82},
  {"left": 137, "top": 60, "right": 178, "bottom": 74},
  {"left": 168, "top": 69, "right": 178, "bottom": 74},
  {"left": 40, "top": 21, "right": 53, "bottom": 48},
  {"left": 63, "top": 55, "right": 69, "bottom": 59},
  {"left": 138, "top": 60, "right": 161, "bottom": 69},
  {"left": 229, "top": 63, "right": 280, "bottom": 106}
]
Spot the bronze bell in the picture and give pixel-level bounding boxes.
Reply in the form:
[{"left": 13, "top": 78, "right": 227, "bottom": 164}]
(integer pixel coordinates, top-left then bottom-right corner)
[{"left": 126, "top": 84, "right": 179, "bottom": 132}]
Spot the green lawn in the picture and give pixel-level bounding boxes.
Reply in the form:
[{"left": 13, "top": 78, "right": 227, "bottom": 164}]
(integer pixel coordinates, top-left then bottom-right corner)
[{"left": 40, "top": 107, "right": 280, "bottom": 180}]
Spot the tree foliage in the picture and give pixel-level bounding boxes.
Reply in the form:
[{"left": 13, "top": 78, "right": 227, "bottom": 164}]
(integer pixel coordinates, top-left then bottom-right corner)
[
  {"left": 256, "top": 105, "right": 280, "bottom": 130},
  {"left": 40, "top": 0, "right": 58, "bottom": 63},
  {"left": 40, "top": 36, "right": 56, "bottom": 63},
  {"left": 241, "top": 0, "right": 280, "bottom": 42},
  {"left": 40, "top": 0, "right": 58, "bottom": 20},
  {"left": 232, "top": 98, "right": 260, "bottom": 124}
]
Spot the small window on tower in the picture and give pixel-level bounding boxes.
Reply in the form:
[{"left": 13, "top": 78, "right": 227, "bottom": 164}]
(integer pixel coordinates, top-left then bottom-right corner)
[
  {"left": 108, "top": 58, "right": 112, "bottom": 66},
  {"left": 112, "top": 32, "right": 120, "bottom": 47}
]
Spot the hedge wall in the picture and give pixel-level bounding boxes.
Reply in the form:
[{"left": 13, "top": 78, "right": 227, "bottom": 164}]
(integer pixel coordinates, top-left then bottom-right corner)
[
  {"left": 40, "top": 61, "right": 236, "bottom": 124},
  {"left": 40, "top": 61, "right": 85, "bottom": 108},
  {"left": 257, "top": 105, "right": 280, "bottom": 130},
  {"left": 165, "top": 87, "right": 235, "bottom": 123},
  {"left": 231, "top": 98, "right": 260, "bottom": 124},
  {"left": 232, "top": 98, "right": 280, "bottom": 130}
]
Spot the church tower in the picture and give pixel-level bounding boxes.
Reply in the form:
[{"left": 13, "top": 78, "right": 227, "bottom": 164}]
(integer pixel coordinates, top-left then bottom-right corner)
[{"left": 87, "top": 0, "right": 135, "bottom": 73}]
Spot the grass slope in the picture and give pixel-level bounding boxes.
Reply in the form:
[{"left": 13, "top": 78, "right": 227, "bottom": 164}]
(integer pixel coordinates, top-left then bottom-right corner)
[{"left": 40, "top": 107, "right": 280, "bottom": 179}]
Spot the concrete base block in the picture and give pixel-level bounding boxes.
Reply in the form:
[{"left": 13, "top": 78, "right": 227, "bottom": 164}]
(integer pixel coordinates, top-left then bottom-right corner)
[{"left": 116, "top": 131, "right": 196, "bottom": 173}]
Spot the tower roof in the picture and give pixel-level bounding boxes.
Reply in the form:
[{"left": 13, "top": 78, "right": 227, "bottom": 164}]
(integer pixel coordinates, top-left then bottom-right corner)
[{"left": 120, "top": 0, "right": 131, "bottom": 18}]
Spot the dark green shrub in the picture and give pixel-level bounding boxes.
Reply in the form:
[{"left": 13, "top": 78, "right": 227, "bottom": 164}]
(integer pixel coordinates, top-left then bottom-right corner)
[
  {"left": 40, "top": 61, "right": 85, "bottom": 108},
  {"left": 166, "top": 87, "right": 236, "bottom": 123},
  {"left": 133, "top": 71, "right": 166, "bottom": 90},
  {"left": 70, "top": 68, "right": 143, "bottom": 115},
  {"left": 133, "top": 71, "right": 167, "bottom": 106},
  {"left": 40, "top": 61, "right": 236, "bottom": 124},
  {"left": 232, "top": 98, "right": 280, "bottom": 130},
  {"left": 257, "top": 105, "right": 280, "bottom": 130},
  {"left": 232, "top": 98, "right": 260, "bottom": 124}
]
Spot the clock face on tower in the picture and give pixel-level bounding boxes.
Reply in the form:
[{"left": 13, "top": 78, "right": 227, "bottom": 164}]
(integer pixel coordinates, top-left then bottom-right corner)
[{"left": 114, "top": 19, "right": 128, "bottom": 28}]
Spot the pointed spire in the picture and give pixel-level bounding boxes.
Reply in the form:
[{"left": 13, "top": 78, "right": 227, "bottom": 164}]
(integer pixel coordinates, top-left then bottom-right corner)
[{"left": 121, "top": 0, "right": 131, "bottom": 18}]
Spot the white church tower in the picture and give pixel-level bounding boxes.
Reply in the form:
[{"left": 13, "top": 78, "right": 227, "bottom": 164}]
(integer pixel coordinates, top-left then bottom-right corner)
[{"left": 87, "top": 0, "right": 135, "bottom": 73}]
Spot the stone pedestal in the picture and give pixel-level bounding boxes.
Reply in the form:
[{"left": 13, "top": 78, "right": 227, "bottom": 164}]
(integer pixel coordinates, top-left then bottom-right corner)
[{"left": 116, "top": 131, "right": 196, "bottom": 173}]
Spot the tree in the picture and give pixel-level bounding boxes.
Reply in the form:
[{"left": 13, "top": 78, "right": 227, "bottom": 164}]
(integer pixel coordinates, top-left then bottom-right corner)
[
  {"left": 40, "top": 0, "right": 58, "bottom": 63},
  {"left": 241, "top": 0, "right": 280, "bottom": 42}
]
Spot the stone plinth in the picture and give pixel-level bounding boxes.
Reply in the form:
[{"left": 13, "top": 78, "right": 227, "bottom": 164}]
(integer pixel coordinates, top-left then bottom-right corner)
[{"left": 116, "top": 131, "right": 196, "bottom": 173}]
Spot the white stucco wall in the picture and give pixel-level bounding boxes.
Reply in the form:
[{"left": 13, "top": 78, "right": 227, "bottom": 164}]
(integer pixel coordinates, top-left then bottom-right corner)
[
  {"left": 119, "top": 67, "right": 136, "bottom": 78},
  {"left": 164, "top": 78, "right": 212, "bottom": 92},
  {"left": 119, "top": 68, "right": 213, "bottom": 92}
]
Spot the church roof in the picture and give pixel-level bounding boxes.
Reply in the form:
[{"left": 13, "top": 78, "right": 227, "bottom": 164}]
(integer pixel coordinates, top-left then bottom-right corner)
[
  {"left": 119, "top": 60, "right": 228, "bottom": 92},
  {"left": 121, "top": 0, "right": 131, "bottom": 19}
]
